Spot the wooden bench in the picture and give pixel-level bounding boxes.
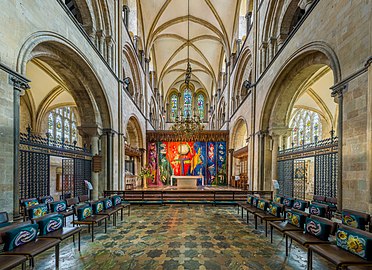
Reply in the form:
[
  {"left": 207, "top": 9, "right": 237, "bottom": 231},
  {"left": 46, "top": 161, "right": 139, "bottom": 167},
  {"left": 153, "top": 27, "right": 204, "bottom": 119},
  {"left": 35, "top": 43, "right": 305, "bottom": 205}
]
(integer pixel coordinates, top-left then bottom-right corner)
[
  {"left": 0, "top": 254, "right": 27, "bottom": 270},
  {"left": 72, "top": 205, "right": 108, "bottom": 242},
  {"left": 49, "top": 200, "right": 74, "bottom": 226},
  {"left": 342, "top": 209, "right": 371, "bottom": 231},
  {"left": 307, "top": 224, "right": 372, "bottom": 270},
  {"left": 33, "top": 213, "right": 82, "bottom": 251},
  {"left": 269, "top": 209, "right": 309, "bottom": 243},
  {"left": 254, "top": 202, "right": 285, "bottom": 236},
  {"left": 284, "top": 215, "right": 337, "bottom": 257},
  {"left": 19, "top": 198, "right": 39, "bottom": 221},
  {"left": 1, "top": 223, "right": 60, "bottom": 268}
]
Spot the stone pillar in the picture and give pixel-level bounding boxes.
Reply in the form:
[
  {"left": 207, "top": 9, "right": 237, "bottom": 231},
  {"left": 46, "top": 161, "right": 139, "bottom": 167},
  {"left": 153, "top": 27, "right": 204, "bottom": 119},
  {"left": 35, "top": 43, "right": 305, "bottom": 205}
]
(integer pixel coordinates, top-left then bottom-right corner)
[
  {"left": 269, "top": 37, "right": 277, "bottom": 60},
  {"left": 245, "top": 12, "right": 252, "bottom": 34},
  {"left": 367, "top": 58, "right": 372, "bottom": 213},
  {"left": 257, "top": 130, "right": 267, "bottom": 190},
  {"left": 102, "top": 129, "right": 115, "bottom": 191},
  {"left": 228, "top": 149, "right": 234, "bottom": 186},
  {"left": 91, "top": 136, "right": 100, "bottom": 200},
  {"left": 331, "top": 83, "right": 345, "bottom": 211},
  {"left": 271, "top": 135, "right": 279, "bottom": 182},
  {"left": 144, "top": 58, "right": 151, "bottom": 119},
  {"left": 11, "top": 75, "right": 30, "bottom": 217}
]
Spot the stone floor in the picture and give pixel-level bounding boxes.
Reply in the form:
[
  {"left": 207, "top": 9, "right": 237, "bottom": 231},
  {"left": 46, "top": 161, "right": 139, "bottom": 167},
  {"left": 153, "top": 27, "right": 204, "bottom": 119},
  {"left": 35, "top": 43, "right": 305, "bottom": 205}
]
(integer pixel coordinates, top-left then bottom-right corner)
[{"left": 29, "top": 205, "right": 334, "bottom": 270}]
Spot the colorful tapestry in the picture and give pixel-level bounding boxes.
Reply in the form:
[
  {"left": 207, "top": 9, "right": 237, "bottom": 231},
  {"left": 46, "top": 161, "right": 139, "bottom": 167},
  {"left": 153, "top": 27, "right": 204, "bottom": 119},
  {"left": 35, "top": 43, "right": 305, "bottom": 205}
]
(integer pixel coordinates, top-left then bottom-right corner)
[{"left": 147, "top": 141, "right": 227, "bottom": 186}]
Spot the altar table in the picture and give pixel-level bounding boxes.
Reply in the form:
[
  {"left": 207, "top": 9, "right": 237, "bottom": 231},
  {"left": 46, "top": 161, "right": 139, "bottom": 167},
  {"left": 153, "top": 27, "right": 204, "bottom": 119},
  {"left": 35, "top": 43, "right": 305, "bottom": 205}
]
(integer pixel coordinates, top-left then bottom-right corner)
[{"left": 171, "top": 175, "right": 204, "bottom": 188}]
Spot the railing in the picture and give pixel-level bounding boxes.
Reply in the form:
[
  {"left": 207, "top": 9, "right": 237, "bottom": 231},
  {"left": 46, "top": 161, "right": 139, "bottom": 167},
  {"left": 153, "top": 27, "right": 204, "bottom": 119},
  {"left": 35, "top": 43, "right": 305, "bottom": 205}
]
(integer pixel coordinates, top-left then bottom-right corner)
[
  {"left": 20, "top": 129, "right": 91, "bottom": 155},
  {"left": 104, "top": 190, "right": 273, "bottom": 203},
  {"left": 279, "top": 136, "right": 338, "bottom": 157}
]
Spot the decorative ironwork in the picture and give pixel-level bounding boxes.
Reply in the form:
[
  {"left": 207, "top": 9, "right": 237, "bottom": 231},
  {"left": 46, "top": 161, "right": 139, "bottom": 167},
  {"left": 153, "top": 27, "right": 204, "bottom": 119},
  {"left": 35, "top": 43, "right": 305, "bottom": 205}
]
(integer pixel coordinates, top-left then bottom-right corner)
[
  {"left": 293, "top": 160, "right": 306, "bottom": 199},
  {"left": 19, "top": 151, "right": 49, "bottom": 199},
  {"left": 74, "top": 159, "right": 91, "bottom": 197},
  {"left": 62, "top": 159, "right": 74, "bottom": 197},
  {"left": 147, "top": 130, "right": 229, "bottom": 143},
  {"left": 277, "top": 160, "right": 293, "bottom": 197},
  {"left": 315, "top": 153, "right": 338, "bottom": 198}
]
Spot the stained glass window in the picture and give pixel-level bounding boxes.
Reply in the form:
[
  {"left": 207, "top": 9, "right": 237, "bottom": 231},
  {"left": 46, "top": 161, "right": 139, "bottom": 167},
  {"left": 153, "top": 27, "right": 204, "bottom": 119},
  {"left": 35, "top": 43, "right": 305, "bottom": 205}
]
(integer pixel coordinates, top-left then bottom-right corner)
[
  {"left": 197, "top": 94, "right": 204, "bottom": 120},
  {"left": 48, "top": 106, "right": 78, "bottom": 144},
  {"left": 183, "top": 88, "right": 192, "bottom": 117},
  {"left": 290, "top": 109, "right": 322, "bottom": 147},
  {"left": 170, "top": 94, "right": 178, "bottom": 121}
]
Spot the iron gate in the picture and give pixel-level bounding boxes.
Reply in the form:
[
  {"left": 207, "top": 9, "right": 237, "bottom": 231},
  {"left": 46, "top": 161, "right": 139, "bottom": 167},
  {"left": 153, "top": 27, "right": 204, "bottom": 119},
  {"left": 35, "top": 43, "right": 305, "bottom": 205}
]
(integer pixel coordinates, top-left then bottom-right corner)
[
  {"left": 19, "top": 131, "right": 92, "bottom": 200},
  {"left": 277, "top": 137, "right": 338, "bottom": 198}
]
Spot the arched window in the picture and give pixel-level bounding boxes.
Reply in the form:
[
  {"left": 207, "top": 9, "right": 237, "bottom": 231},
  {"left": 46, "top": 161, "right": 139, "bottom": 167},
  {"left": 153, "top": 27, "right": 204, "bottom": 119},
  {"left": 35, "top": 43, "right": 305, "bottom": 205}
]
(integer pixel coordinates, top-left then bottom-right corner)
[
  {"left": 197, "top": 94, "right": 205, "bottom": 120},
  {"left": 290, "top": 109, "right": 322, "bottom": 147},
  {"left": 170, "top": 93, "right": 178, "bottom": 121},
  {"left": 183, "top": 88, "right": 192, "bottom": 117},
  {"left": 48, "top": 107, "right": 78, "bottom": 143}
]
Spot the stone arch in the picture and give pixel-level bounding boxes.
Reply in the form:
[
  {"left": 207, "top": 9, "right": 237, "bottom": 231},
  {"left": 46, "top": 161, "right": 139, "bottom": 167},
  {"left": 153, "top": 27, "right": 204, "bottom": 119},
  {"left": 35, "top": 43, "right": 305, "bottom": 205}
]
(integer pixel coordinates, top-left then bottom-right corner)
[
  {"left": 125, "top": 115, "right": 144, "bottom": 149},
  {"left": 231, "top": 118, "right": 248, "bottom": 150},
  {"left": 17, "top": 32, "right": 112, "bottom": 130},
  {"left": 260, "top": 42, "right": 341, "bottom": 131}
]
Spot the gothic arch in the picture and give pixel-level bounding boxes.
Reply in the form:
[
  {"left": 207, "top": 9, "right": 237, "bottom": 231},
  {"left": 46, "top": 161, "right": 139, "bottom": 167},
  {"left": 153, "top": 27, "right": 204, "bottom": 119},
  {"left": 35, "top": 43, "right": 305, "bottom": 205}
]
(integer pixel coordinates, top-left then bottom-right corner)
[
  {"left": 125, "top": 115, "right": 144, "bottom": 149},
  {"left": 231, "top": 118, "right": 248, "bottom": 150}
]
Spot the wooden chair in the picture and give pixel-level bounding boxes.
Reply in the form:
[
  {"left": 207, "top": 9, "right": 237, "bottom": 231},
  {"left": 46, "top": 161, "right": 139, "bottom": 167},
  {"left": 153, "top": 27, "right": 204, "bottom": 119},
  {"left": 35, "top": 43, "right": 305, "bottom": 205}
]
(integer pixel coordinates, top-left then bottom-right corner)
[
  {"left": 0, "top": 255, "right": 27, "bottom": 270},
  {"left": 33, "top": 213, "right": 82, "bottom": 251},
  {"left": 19, "top": 198, "right": 39, "bottom": 221},
  {"left": 307, "top": 224, "right": 372, "bottom": 270},
  {"left": 79, "top": 195, "right": 90, "bottom": 203},
  {"left": 1, "top": 223, "right": 60, "bottom": 269},
  {"left": 269, "top": 209, "right": 309, "bottom": 244},
  {"left": 254, "top": 202, "right": 285, "bottom": 236},
  {"left": 49, "top": 200, "right": 74, "bottom": 226},
  {"left": 72, "top": 205, "right": 108, "bottom": 242},
  {"left": 284, "top": 215, "right": 337, "bottom": 257},
  {"left": 341, "top": 209, "right": 370, "bottom": 231}
]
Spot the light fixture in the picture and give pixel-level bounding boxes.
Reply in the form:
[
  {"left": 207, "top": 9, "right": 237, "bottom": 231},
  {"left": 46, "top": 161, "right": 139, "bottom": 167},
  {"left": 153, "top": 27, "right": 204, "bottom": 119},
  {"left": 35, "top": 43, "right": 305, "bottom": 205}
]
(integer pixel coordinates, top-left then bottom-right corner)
[
  {"left": 170, "top": 0, "right": 204, "bottom": 139},
  {"left": 185, "top": 0, "right": 192, "bottom": 86}
]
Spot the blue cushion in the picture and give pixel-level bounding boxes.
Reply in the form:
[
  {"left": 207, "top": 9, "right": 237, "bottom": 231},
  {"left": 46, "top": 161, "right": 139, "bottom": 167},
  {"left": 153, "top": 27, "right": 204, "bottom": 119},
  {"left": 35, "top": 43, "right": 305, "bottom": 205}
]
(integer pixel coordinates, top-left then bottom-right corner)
[
  {"left": 37, "top": 214, "right": 64, "bottom": 235},
  {"left": 305, "top": 217, "right": 331, "bottom": 241},
  {"left": 112, "top": 195, "right": 122, "bottom": 206},
  {"left": 23, "top": 199, "right": 39, "bottom": 208},
  {"left": 287, "top": 211, "right": 306, "bottom": 228},
  {"left": 77, "top": 205, "right": 92, "bottom": 221},
  {"left": 274, "top": 196, "right": 284, "bottom": 204},
  {"left": 103, "top": 198, "right": 113, "bottom": 210},
  {"left": 92, "top": 201, "right": 104, "bottom": 214},
  {"left": 283, "top": 198, "right": 294, "bottom": 208},
  {"left": 308, "top": 204, "right": 326, "bottom": 217},
  {"left": 50, "top": 201, "right": 67, "bottom": 212},
  {"left": 292, "top": 200, "right": 307, "bottom": 211},
  {"left": 252, "top": 197, "right": 259, "bottom": 207},
  {"left": 336, "top": 227, "right": 372, "bottom": 260},
  {"left": 257, "top": 199, "right": 268, "bottom": 211},
  {"left": 342, "top": 212, "right": 367, "bottom": 230},
  {"left": 247, "top": 195, "right": 254, "bottom": 204},
  {"left": 28, "top": 204, "right": 48, "bottom": 219},
  {"left": 3, "top": 224, "right": 38, "bottom": 251},
  {"left": 39, "top": 196, "right": 54, "bottom": 204},
  {"left": 268, "top": 203, "right": 282, "bottom": 217}
]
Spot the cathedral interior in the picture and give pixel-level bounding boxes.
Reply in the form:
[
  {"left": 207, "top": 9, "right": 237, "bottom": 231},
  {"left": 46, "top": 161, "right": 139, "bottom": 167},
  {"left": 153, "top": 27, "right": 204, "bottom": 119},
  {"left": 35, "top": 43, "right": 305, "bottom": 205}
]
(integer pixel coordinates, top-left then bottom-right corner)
[{"left": 0, "top": 0, "right": 371, "bottom": 269}]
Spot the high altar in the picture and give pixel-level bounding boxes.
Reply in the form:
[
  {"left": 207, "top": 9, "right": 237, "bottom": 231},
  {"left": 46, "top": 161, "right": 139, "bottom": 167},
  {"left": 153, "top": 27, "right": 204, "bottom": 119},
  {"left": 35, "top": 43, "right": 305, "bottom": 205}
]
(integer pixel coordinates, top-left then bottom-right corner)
[{"left": 146, "top": 131, "right": 229, "bottom": 188}]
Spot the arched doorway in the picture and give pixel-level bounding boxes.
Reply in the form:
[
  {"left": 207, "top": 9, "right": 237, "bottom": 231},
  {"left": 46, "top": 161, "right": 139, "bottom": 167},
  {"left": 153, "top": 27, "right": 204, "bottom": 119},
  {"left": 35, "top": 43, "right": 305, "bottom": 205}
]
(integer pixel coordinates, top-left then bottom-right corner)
[
  {"left": 260, "top": 45, "right": 341, "bottom": 202},
  {"left": 124, "top": 116, "right": 144, "bottom": 189},
  {"left": 17, "top": 35, "right": 112, "bottom": 206}
]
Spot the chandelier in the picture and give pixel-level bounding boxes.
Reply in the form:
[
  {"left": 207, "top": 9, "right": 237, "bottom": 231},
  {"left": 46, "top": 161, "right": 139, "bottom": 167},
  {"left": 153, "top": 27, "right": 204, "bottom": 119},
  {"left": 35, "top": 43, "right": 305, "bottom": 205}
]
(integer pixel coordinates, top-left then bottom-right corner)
[
  {"left": 185, "top": 0, "right": 192, "bottom": 86},
  {"left": 171, "top": 110, "right": 204, "bottom": 139}
]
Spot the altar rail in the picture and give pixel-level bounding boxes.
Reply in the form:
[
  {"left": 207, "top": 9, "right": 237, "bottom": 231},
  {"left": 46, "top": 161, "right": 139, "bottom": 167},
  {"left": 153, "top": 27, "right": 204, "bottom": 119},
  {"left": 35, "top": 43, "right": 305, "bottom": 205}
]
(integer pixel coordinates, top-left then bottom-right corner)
[{"left": 103, "top": 190, "right": 273, "bottom": 204}]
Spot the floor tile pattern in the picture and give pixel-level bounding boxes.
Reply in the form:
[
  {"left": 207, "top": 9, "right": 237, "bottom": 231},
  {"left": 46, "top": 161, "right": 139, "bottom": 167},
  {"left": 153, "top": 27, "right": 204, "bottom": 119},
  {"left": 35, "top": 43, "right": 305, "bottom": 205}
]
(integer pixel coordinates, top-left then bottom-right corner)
[{"left": 31, "top": 205, "right": 334, "bottom": 270}]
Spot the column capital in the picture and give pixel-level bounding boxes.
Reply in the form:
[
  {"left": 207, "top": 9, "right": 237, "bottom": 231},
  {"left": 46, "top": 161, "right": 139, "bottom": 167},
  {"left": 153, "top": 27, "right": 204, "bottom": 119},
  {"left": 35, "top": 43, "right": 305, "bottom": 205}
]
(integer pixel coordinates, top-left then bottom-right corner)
[
  {"left": 330, "top": 83, "right": 347, "bottom": 98},
  {"left": 145, "top": 57, "right": 151, "bottom": 63},
  {"left": 228, "top": 148, "right": 235, "bottom": 154},
  {"left": 268, "top": 127, "right": 292, "bottom": 137},
  {"left": 10, "top": 75, "right": 30, "bottom": 92},
  {"left": 77, "top": 125, "right": 102, "bottom": 137}
]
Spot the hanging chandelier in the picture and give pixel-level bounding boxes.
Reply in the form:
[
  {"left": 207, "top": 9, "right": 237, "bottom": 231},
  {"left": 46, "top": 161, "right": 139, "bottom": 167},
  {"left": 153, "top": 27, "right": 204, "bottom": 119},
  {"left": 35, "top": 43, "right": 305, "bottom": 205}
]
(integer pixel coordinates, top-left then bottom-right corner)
[{"left": 170, "top": 0, "right": 204, "bottom": 139}]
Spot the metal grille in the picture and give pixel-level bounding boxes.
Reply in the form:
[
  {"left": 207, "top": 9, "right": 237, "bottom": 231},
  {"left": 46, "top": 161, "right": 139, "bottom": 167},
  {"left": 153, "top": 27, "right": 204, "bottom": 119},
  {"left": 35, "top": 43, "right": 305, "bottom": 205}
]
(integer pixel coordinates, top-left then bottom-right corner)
[
  {"left": 74, "top": 159, "right": 91, "bottom": 196},
  {"left": 293, "top": 160, "right": 306, "bottom": 199},
  {"left": 315, "top": 153, "right": 337, "bottom": 197},
  {"left": 62, "top": 159, "right": 74, "bottom": 197},
  {"left": 19, "top": 151, "right": 49, "bottom": 199},
  {"left": 278, "top": 160, "right": 293, "bottom": 197}
]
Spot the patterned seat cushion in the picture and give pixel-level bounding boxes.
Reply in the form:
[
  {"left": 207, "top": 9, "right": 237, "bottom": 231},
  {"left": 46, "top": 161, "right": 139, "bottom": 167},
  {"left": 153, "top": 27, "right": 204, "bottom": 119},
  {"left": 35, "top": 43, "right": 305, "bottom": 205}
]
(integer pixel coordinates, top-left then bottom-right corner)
[
  {"left": 37, "top": 214, "right": 64, "bottom": 235},
  {"left": 305, "top": 217, "right": 332, "bottom": 241},
  {"left": 28, "top": 204, "right": 48, "bottom": 219},
  {"left": 50, "top": 200, "right": 67, "bottom": 213},
  {"left": 112, "top": 195, "right": 122, "bottom": 206},
  {"left": 342, "top": 211, "right": 368, "bottom": 231},
  {"left": 257, "top": 199, "right": 268, "bottom": 211},
  {"left": 292, "top": 200, "right": 307, "bottom": 211},
  {"left": 247, "top": 195, "right": 254, "bottom": 204},
  {"left": 23, "top": 199, "right": 39, "bottom": 208},
  {"left": 287, "top": 210, "right": 306, "bottom": 228},
  {"left": 268, "top": 203, "right": 282, "bottom": 217},
  {"left": 3, "top": 224, "right": 38, "bottom": 251},
  {"left": 274, "top": 196, "right": 284, "bottom": 204},
  {"left": 336, "top": 226, "right": 372, "bottom": 260},
  {"left": 252, "top": 197, "right": 259, "bottom": 208},
  {"left": 103, "top": 198, "right": 113, "bottom": 210},
  {"left": 308, "top": 204, "right": 326, "bottom": 217},
  {"left": 39, "top": 196, "right": 54, "bottom": 204},
  {"left": 77, "top": 205, "right": 93, "bottom": 221},
  {"left": 283, "top": 198, "right": 295, "bottom": 208},
  {"left": 92, "top": 201, "right": 104, "bottom": 215}
]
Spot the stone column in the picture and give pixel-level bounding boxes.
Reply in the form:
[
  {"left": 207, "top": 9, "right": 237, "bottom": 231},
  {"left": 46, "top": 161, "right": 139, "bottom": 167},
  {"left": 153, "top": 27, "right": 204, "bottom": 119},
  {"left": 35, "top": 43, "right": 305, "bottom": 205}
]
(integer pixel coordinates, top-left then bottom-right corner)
[
  {"left": 257, "top": 130, "right": 267, "bottom": 190},
  {"left": 91, "top": 136, "right": 100, "bottom": 200},
  {"left": 271, "top": 135, "right": 279, "bottom": 182},
  {"left": 11, "top": 75, "right": 30, "bottom": 217},
  {"left": 144, "top": 58, "right": 151, "bottom": 119},
  {"left": 245, "top": 12, "right": 252, "bottom": 34},
  {"left": 331, "top": 83, "right": 345, "bottom": 211},
  {"left": 367, "top": 58, "right": 372, "bottom": 213},
  {"left": 228, "top": 149, "right": 234, "bottom": 186}
]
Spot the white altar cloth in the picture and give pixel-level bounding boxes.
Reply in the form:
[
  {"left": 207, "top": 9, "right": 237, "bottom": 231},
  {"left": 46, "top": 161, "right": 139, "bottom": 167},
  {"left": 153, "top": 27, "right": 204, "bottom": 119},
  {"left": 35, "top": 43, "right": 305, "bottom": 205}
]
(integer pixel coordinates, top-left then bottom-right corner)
[{"left": 170, "top": 175, "right": 204, "bottom": 188}]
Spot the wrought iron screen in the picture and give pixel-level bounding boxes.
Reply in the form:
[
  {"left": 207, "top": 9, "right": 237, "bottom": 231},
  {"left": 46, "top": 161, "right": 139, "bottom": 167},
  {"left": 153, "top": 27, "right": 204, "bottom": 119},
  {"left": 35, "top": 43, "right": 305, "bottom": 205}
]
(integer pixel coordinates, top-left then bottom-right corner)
[
  {"left": 315, "top": 153, "right": 338, "bottom": 197},
  {"left": 62, "top": 159, "right": 74, "bottom": 196},
  {"left": 293, "top": 160, "right": 306, "bottom": 199},
  {"left": 74, "top": 159, "right": 91, "bottom": 196},
  {"left": 277, "top": 160, "right": 293, "bottom": 197},
  {"left": 19, "top": 151, "right": 50, "bottom": 199}
]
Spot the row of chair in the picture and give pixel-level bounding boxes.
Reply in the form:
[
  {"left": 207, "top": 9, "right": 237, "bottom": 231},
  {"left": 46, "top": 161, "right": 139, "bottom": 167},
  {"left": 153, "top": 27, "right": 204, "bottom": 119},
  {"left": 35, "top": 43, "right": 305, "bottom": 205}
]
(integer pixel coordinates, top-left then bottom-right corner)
[
  {"left": 0, "top": 194, "right": 129, "bottom": 269},
  {"left": 237, "top": 195, "right": 372, "bottom": 269}
]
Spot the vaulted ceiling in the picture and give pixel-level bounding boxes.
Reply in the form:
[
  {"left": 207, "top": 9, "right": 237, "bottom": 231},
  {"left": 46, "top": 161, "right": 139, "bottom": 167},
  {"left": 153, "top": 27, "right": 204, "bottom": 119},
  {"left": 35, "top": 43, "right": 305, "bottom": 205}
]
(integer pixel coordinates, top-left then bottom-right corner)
[{"left": 137, "top": 0, "right": 241, "bottom": 99}]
